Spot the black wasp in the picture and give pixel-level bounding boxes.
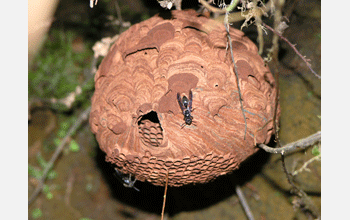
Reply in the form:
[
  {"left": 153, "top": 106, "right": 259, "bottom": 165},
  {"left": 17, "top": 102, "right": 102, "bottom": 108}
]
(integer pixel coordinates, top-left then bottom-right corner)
[
  {"left": 114, "top": 168, "right": 139, "bottom": 191},
  {"left": 177, "top": 90, "right": 194, "bottom": 127}
]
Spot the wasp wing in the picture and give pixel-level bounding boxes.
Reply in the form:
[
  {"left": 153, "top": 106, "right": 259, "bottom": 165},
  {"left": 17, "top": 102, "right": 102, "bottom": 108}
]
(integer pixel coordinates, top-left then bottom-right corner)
[
  {"left": 177, "top": 93, "right": 185, "bottom": 112},
  {"left": 188, "top": 90, "right": 192, "bottom": 111}
]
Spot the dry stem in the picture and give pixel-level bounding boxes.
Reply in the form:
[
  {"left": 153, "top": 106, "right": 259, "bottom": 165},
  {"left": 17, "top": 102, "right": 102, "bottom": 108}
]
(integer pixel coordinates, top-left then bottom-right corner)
[
  {"left": 258, "top": 131, "right": 321, "bottom": 155},
  {"left": 236, "top": 185, "right": 255, "bottom": 220},
  {"left": 292, "top": 153, "right": 321, "bottom": 176},
  {"left": 161, "top": 170, "right": 169, "bottom": 220},
  {"left": 224, "top": 0, "right": 248, "bottom": 139},
  {"left": 280, "top": 153, "right": 320, "bottom": 218}
]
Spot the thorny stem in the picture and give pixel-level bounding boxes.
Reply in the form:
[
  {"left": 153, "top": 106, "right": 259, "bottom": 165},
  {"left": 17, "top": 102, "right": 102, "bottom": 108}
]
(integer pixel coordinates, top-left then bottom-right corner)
[
  {"left": 28, "top": 107, "right": 91, "bottom": 205},
  {"left": 271, "top": 0, "right": 283, "bottom": 62},
  {"left": 224, "top": 0, "right": 248, "bottom": 140},
  {"left": 262, "top": 22, "right": 321, "bottom": 79},
  {"left": 264, "top": 15, "right": 320, "bottom": 215}
]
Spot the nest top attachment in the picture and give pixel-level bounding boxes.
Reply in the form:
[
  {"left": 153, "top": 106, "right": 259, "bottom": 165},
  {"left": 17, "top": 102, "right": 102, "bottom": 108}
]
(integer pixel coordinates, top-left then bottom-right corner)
[{"left": 89, "top": 10, "right": 279, "bottom": 186}]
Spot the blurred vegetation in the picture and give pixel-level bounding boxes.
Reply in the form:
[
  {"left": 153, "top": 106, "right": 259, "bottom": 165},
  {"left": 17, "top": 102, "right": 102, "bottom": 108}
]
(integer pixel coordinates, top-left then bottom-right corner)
[
  {"left": 28, "top": 0, "right": 158, "bottom": 112},
  {"left": 29, "top": 30, "right": 93, "bottom": 99}
]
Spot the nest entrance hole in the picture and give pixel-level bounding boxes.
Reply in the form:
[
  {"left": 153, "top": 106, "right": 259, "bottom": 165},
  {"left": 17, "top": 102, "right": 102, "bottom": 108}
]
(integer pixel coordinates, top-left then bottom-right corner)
[{"left": 137, "top": 111, "right": 164, "bottom": 148}]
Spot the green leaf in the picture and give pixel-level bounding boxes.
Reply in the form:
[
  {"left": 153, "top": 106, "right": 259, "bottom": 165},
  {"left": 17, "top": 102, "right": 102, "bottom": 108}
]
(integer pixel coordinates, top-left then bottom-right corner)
[
  {"left": 47, "top": 170, "right": 58, "bottom": 180},
  {"left": 69, "top": 139, "right": 80, "bottom": 152},
  {"left": 36, "top": 153, "right": 47, "bottom": 168},
  {"left": 57, "top": 121, "right": 70, "bottom": 138},
  {"left": 46, "top": 191, "right": 53, "bottom": 200},
  {"left": 31, "top": 208, "right": 43, "bottom": 219},
  {"left": 53, "top": 138, "right": 61, "bottom": 147},
  {"left": 312, "top": 145, "right": 320, "bottom": 156},
  {"left": 28, "top": 165, "right": 43, "bottom": 179},
  {"left": 43, "top": 184, "right": 50, "bottom": 193}
]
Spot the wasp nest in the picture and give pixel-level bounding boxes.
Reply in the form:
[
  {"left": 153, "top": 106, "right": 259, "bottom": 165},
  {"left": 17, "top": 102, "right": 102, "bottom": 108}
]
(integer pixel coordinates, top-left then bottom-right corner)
[{"left": 90, "top": 10, "right": 279, "bottom": 187}]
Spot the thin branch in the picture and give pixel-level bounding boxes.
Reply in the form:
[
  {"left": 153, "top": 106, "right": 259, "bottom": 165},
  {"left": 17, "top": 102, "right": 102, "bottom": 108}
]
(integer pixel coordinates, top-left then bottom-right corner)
[
  {"left": 269, "top": 60, "right": 281, "bottom": 147},
  {"left": 252, "top": 0, "right": 265, "bottom": 54},
  {"left": 236, "top": 185, "right": 255, "bottom": 220},
  {"left": 292, "top": 154, "right": 321, "bottom": 176},
  {"left": 281, "top": 153, "right": 320, "bottom": 218},
  {"left": 28, "top": 107, "right": 91, "bottom": 205},
  {"left": 258, "top": 131, "right": 321, "bottom": 155},
  {"left": 262, "top": 22, "right": 321, "bottom": 79},
  {"left": 224, "top": 12, "right": 248, "bottom": 140},
  {"left": 161, "top": 170, "right": 169, "bottom": 220},
  {"left": 114, "top": 0, "right": 123, "bottom": 23}
]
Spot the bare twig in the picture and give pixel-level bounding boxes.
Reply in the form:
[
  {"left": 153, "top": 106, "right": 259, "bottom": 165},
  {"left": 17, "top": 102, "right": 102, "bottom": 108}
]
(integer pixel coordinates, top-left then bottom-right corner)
[
  {"left": 224, "top": 1, "right": 248, "bottom": 139},
  {"left": 262, "top": 22, "right": 321, "bottom": 79},
  {"left": 252, "top": 0, "right": 265, "bottom": 54},
  {"left": 236, "top": 185, "right": 255, "bottom": 220},
  {"left": 114, "top": 0, "right": 123, "bottom": 23},
  {"left": 281, "top": 153, "right": 320, "bottom": 218},
  {"left": 161, "top": 170, "right": 169, "bottom": 220},
  {"left": 269, "top": 60, "right": 281, "bottom": 146},
  {"left": 258, "top": 130, "right": 321, "bottom": 218},
  {"left": 258, "top": 131, "right": 321, "bottom": 155},
  {"left": 28, "top": 107, "right": 91, "bottom": 205},
  {"left": 107, "top": 0, "right": 131, "bottom": 28},
  {"left": 292, "top": 154, "right": 321, "bottom": 176}
]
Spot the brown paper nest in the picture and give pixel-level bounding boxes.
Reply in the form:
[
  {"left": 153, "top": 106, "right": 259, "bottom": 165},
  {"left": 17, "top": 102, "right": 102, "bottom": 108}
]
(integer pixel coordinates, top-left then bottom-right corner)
[{"left": 89, "top": 9, "right": 279, "bottom": 187}]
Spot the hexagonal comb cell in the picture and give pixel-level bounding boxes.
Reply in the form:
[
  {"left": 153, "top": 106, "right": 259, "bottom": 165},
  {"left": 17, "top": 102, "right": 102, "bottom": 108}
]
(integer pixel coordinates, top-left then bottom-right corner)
[
  {"left": 89, "top": 9, "right": 279, "bottom": 187},
  {"left": 137, "top": 111, "right": 164, "bottom": 148}
]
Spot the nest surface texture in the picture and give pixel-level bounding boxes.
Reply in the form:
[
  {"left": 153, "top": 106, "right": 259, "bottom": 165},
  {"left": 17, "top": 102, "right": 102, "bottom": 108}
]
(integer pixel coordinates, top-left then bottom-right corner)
[{"left": 89, "top": 10, "right": 279, "bottom": 187}]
